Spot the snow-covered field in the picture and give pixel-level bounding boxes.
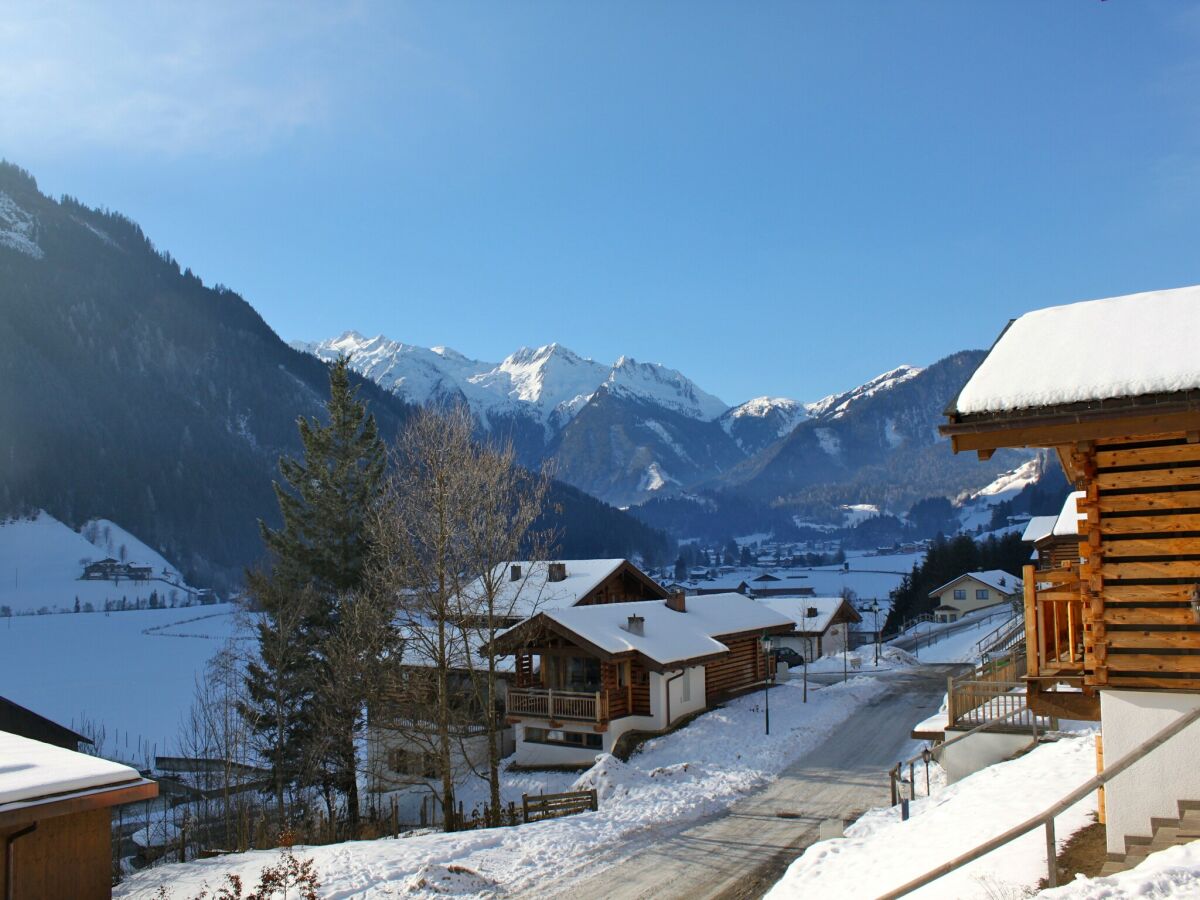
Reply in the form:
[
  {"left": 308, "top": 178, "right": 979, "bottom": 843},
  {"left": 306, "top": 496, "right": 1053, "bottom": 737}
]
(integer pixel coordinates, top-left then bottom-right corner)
[
  {"left": 908, "top": 613, "right": 1016, "bottom": 664},
  {"left": 0, "top": 510, "right": 199, "bottom": 614},
  {"left": 0, "top": 603, "right": 246, "bottom": 758},
  {"left": 115, "top": 674, "right": 891, "bottom": 898},
  {"left": 767, "top": 731, "right": 1099, "bottom": 899}
]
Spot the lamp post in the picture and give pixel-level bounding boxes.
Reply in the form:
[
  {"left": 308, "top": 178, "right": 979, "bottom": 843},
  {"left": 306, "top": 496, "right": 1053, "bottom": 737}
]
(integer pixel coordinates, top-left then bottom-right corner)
[
  {"left": 865, "top": 601, "right": 881, "bottom": 666},
  {"left": 761, "top": 631, "right": 772, "bottom": 735}
]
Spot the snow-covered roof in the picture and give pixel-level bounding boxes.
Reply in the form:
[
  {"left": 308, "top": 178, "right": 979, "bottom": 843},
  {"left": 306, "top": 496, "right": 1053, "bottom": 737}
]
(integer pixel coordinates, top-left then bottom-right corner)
[
  {"left": 954, "top": 285, "right": 1200, "bottom": 415},
  {"left": 457, "top": 559, "right": 654, "bottom": 619},
  {"left": 762, "top": 597, "right": 860, "bottom": 635},
  {"left": 0, "top": 730, "right": 141, "bottom": 806},
  {"left": 510, "top": 594, "right": 794, "bottom": 669},
  {"left": 1021, "top": 515, "right": 1058, "bottom": 544},
  {"left": 927, "top": 570, "right": 1022, "bottom": 599},
  {"left": 1053, "top": 491, "right": 1087, "bottom": 537}
]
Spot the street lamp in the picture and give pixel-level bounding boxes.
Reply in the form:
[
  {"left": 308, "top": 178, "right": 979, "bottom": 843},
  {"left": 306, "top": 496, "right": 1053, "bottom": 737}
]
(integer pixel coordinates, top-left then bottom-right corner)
[
  {"left": 761, "top": 631, "right": 773, "bottom": 735},
  {"left": 865, "top": 601, "right": 882, "bottom": 666}
]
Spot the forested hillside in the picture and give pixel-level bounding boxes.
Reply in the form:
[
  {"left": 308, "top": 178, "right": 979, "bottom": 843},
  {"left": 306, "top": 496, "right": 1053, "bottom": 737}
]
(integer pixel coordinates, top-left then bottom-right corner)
[{"left": 0, "top": 162, "right": 671, "bottom": 586}]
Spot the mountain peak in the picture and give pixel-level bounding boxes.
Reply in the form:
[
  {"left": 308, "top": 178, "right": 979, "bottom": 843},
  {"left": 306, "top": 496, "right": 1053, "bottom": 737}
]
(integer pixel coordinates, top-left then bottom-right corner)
[{"left": 806, "top": 364, "right": 924, "bottom": 420}]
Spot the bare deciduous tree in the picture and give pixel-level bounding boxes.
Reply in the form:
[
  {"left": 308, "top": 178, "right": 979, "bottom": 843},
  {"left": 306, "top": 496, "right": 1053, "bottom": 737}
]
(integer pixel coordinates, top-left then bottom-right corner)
[{"left": 367, "top": 407, "right": 552, "bottom": 829}]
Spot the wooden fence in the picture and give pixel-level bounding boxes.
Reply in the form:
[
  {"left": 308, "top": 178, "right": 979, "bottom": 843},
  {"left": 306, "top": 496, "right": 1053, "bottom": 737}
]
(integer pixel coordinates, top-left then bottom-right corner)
[{"left": 522, "top": 789, "right": 599, "bottom": 823}]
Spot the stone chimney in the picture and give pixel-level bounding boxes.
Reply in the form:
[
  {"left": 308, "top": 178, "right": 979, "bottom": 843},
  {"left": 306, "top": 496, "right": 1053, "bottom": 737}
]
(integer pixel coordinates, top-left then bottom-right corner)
[
  {"left": 667, "top": 591, "right": 686, "bottom": 613},
  {"left": 510, "top": 563, "right": 522, "bottom": 582},
  {"left": 548, "top": 562, "right": 567, "bottom": 583},
  {"left": 625, "top": 614, "right": 645, "bottom": 637}
]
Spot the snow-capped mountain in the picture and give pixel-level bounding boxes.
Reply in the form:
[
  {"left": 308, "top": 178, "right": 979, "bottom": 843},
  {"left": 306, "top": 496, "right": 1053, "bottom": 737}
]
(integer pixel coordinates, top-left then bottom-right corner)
[
  {"left": 718, "top": 397, "right": 809, "bottom": 454},
  {"left": 296, "top": 332, "right": 724, "bottom": 433},
  {"left": 805, "top": 365, "right": 924, "bottom": 420}
]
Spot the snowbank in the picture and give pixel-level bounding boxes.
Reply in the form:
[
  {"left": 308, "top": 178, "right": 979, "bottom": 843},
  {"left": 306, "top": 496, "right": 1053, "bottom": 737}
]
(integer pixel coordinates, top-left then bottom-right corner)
[
  {"left": 1039, "top": 840, "right": 1200, "bottom": 898},
  {"left": 766, "top": 733, "right": 1099, "bottom": 900},
  {"left": 115, "top": 675, "right": 889, "bottom": 898}
]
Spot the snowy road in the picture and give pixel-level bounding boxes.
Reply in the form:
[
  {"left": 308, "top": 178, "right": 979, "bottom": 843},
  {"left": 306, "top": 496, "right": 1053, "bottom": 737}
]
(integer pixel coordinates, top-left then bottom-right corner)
[{"left": 542, "top": 664, "right": 964, "bottom": 900}]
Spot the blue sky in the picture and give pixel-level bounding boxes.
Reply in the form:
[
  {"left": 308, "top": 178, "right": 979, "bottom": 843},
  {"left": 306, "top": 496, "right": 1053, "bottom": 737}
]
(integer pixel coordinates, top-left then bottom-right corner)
[{"left": 4, "top": 2, "right": 1200, "bottom": 404}]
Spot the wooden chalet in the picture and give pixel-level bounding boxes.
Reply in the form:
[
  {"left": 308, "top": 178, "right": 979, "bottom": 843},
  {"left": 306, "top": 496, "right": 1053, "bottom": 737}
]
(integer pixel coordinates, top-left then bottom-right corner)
[
  {"left": 942, "top": 284, "right": 1200, "bottom": 854},
  {"left": 492, "top": 592, "right": 794, "bottom": 765},
  {"left": 0, "top": 730, "right": 157, "bottom": 899},
  {"left": 763, "top": 596, "right": 862, "bottom": 658}
]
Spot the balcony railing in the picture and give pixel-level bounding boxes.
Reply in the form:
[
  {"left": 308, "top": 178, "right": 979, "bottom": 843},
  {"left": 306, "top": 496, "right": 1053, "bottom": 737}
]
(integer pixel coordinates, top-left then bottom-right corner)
[
  {"left": 1023, "top": 563, "right": 1084, "bottom": 678},
  {"left": 507, "top": 688, "right": 606, "bottom": 722}
]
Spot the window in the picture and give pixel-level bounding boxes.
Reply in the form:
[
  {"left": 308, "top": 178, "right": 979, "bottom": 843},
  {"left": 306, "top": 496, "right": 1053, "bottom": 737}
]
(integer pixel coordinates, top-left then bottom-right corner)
[
  {"left": 976, "top": 589, "right": 989, "bottom": 600},
  {"left": 953, "top": 589, "right": 966, "bottom": 600},
  {"left": 388, "top": 749, "right": 438, "bottom": 779},
  {"left": 524, "top": 727, "right": 602, "bottom": 750},
  {"left": 681, "top": 670, "right": 692, "bottom": 703}
]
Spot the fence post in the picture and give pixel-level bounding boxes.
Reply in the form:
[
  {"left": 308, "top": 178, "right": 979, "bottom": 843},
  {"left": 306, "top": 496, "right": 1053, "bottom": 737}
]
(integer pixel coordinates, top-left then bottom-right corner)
[
  {"left": 522, "top": 793, "right": 530, "bottom": 824},
  {"left": 1045, "top": 818, "right": 1057, "bottom": 887},
  {"left": 547, "top": 688, "right": 554, "bottom": 719},
  {"left": 588, "top": 789, "right": 598, "bottom": 812}
]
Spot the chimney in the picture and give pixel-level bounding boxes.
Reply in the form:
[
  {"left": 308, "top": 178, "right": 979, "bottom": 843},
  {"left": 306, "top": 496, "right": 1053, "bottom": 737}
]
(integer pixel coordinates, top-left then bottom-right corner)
[
  {"left": 625, "top": 614, "right": 645, "bottom": 637},
  {"left": 667, "top": 591, "right": 686, "bottom": 613},
  {"left": 510, "top": 564, "right": 522, "bottom": 582},
  {"left": 548, "top": 562, "right": 567, "bottom": 583},
  {"left": 806, "top": 607, "right": 818, "bottom": 618}
]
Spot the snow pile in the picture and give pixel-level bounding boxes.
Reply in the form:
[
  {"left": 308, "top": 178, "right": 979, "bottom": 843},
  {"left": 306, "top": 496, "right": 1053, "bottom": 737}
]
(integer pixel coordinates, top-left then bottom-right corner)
[
  {"left": 807, "top": 646, "right": 918, "bottom": 674},
  {"left": 0, "top": 190, "right": 43, "bottom": 259},
  {"left": 1040, "top": 840, "right": 1200, "bottom": 898},
  {"left": 767, "top": 733, "right": 1099, "bottom": 900},
  {"left": 954, "top": 285, "right": 1200, "bottom": 414},
  {"left": 114, "top": 675, "right": 890, "bottom": 899},
  {"left": 0, "top": 510, "right": 194, "bottom": 614}
]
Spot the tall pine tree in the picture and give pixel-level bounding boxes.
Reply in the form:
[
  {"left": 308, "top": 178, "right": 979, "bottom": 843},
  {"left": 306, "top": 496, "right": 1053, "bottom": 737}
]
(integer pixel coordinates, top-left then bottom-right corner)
[{"left": 244, "top": 355, "right": 386, "bottom": 833}]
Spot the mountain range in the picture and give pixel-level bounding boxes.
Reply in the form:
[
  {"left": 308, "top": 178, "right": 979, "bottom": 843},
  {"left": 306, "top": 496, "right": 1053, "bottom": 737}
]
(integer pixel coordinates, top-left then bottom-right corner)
[
  {"left": 0, "top": 162, "right": 671, "bottom": 588},
  {"left": 299, "top": 334, "right": 1029, "bottom": 525}
]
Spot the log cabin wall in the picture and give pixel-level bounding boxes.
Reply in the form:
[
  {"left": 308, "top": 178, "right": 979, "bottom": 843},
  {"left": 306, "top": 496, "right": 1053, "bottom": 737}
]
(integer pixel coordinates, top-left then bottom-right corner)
[
  {"left": 578, "top": 566, "right": 667, "bottom": 606},
  {"left": 0, "top": 807, "right": 112, "bottom": 900},
  {"left": 601, "top": 661, "right": 631, "bottom": 719},
  {"left": 631, "top": 662, "right": 652, "bottom": 715},
  {"left": 1076, "top": 432, "right": 1200, "bottom": 691},
  {"left": 704, "top": 636, "right": 764, "bottom": 703}
]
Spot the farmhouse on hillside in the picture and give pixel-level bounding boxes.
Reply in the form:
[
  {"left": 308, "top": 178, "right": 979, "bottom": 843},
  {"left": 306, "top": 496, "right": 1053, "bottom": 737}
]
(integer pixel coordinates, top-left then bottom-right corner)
[
  {"left": 941, "top": 283, "right": 1200, "bottom": 860},
  {"left": 365, "top": 559, "right": 670, "bottom": 812},
  {"left": 0, "top": 730, "right": 157, "bottom": 899},
  {"left": 926, "top": 570, "right": 1022, "bottom": 623},
  {"left": 491, "top": 592, "right": 794, "bottom": 766}
]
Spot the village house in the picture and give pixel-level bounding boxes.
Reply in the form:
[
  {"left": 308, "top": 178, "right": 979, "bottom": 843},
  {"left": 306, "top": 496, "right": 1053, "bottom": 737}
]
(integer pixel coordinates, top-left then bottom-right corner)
[
  {"left": 365, "top": 559, "right": 670, "bottom": 814},
  {"left": 763, "top": 595, "right": 862, "bottom": 660},
  {"left": 491, "top": 592, "right": 794, "bottom": 767},
  {"left": 80, "top": 558, "right": 153, "bottom": 582},
  {"left": 926, "top": 570, "right": 1022, "bottom": 623},
  {"left": 941, "top": 284, "right": 1200, "bottom": 860},
  {"left": 0, "top": 729, "right": 157, "bottom": 899},
  {"left": 1021, "top": 491, "right": 1086, "bottom": 572}
]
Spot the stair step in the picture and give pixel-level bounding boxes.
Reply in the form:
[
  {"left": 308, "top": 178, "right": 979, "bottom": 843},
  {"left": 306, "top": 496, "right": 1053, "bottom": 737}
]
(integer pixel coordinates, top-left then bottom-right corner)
[{"left": 1099, "top": 861, "right": 1131, "bottom": 877}]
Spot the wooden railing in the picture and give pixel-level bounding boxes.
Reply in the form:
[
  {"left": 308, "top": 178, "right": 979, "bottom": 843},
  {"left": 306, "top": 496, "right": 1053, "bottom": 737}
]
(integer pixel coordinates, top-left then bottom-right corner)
[
  {"left": 507, "top": 688, "right": 605, "bottom": 722},
  {"left": 975, "top": 614, "right": 1025, "bottom": 660},
  {"left": 947, "top": 679, "right": 1042, "bottom": 730},
  {"left": 1023, "top": 563, "right": 1084, "bottom": 679}
]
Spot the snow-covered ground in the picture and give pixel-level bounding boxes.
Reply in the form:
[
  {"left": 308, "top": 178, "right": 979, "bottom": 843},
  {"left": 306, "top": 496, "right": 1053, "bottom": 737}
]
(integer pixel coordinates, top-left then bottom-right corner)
[
  {"left": 115, "top": 674, "right": 890, "bottom": 898},
  {"left": 0, "top": 510, "right": 199, "bottom": 614},
  {"left": 767, "top": 731, "right": 1099, "bottom": 899},
  {"left": 0, "top": 603, "right": 246, "bottom": 759},
  {"left": 905, "top": 612, "right": 1015, "bottom": 664},
  {"left": 1041, "top": 840, "right": 1200, "bottom": 898}
]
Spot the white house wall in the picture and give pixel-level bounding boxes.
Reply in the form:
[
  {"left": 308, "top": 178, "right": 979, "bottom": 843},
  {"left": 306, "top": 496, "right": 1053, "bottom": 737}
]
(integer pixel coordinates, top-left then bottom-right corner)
[{"left": 1101, "top": 689, "right": 1200, "bottom": 855}]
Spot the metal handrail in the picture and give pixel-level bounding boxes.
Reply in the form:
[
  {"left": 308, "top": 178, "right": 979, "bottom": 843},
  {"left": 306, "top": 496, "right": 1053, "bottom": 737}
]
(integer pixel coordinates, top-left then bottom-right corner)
[{"left": 879, "top": 704, "right": 1200, "bottom": 897}]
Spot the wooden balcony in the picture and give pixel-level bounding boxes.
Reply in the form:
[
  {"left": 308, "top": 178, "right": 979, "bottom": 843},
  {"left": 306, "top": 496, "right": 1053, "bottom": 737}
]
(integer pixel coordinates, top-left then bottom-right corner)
[
  {"left": 1024, "top": 563, "right": 1084, "bottom": 678},
  {"left": 1022, "top": 563, "right": 1099, "bottom": 721},
  {"left": 507, "top": 688, "right": 608, "bottom": 723}
]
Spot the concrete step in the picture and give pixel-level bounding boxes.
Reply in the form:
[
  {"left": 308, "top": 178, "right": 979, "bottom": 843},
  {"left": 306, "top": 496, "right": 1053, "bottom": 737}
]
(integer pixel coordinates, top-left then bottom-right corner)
[{"left": 1099, "top": 860, "right": 1130, "bottom": 877}]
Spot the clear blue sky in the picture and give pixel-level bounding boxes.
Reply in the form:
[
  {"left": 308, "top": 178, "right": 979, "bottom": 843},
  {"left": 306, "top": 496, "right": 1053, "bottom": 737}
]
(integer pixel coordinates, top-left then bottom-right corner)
[{"left": 4, "top": 2, "right": 1200, "bottom": 405}]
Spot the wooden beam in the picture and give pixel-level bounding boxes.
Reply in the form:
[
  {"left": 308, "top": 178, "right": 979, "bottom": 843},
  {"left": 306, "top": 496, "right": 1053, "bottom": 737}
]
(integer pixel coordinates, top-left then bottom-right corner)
[
  {"left": 976, "top": 448, "right": 995, "bottom": 461},
  {"left": 945, "top": 409, "right": 1200, "bottom": 454}
]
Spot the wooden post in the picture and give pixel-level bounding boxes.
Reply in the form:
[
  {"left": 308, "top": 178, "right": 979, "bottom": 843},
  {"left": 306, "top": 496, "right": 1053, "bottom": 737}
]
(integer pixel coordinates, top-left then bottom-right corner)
[
  {"left": 1045, "top": 818, "right": 1057, "bottom": 888},
  {"left": 522, "top": 793, "right": 530, "bottom": 824},
  {"left": 1023, "top": 565, "right": 1038, "bottom": 678}
]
